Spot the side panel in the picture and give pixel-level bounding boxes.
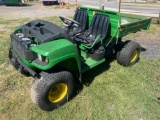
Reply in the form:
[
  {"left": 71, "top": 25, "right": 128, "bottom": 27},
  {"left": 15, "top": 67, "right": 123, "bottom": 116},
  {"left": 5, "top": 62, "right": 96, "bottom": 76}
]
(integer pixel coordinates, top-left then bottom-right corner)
[{"left": 119, "top": 18, "right": 151, "bottom": 37}]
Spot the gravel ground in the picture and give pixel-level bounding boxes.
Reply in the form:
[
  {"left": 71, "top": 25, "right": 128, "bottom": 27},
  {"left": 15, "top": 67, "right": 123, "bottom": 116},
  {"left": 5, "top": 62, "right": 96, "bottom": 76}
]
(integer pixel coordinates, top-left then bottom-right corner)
[
  {"left": 0, "top": 2, "right": 159, "bottom": 59},
  {"left": 0, "top": 3, "right": 74, "bottom": 19},
  {"left": 124, "top": 27, "right": 160, "bottom": 59}
]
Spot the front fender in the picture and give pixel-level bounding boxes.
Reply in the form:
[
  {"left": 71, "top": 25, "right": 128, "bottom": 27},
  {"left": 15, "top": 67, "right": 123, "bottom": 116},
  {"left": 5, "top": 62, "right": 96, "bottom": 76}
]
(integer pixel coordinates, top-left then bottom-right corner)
[{"left": 29, "top": 39, "right": 81, "bottom": 72}]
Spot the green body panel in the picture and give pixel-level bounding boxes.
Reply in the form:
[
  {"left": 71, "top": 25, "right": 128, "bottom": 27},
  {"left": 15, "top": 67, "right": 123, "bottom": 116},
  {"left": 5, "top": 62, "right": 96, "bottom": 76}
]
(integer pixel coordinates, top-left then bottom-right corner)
[
  {"left": 81, "top": 58, "right": 105, "bottom": 73},
  {"left": 78, "top": 47, "right": 106, "bottom": 73},
  {"left": 22, "top": 39, "right": 81, "bottom": 72}
]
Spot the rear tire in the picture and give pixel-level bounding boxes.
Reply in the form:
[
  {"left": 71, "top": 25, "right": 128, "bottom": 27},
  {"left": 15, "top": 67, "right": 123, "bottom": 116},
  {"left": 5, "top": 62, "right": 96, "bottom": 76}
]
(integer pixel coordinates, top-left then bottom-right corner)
[
  {"left": 31, "top": 71, "right": 74, "bottom": 111},
  {"left": 116, "top": 41, "right": 141, "bottom": 66}
]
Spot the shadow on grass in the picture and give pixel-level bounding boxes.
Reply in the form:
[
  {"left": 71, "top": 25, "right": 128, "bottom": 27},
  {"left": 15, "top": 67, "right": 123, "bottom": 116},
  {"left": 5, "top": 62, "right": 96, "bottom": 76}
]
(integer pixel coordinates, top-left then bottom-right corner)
[
  {"left": 71, "top": 57, "right": 115, "bottom": 100},
  {"left": 141, "top": 47, "right": 147, "bottom": 52},
  {"left": 82, "top": 57, "right": 114, "bottom": 86},
  {"left": 71, "top": 44, "right": 147, "bottom": 100}
]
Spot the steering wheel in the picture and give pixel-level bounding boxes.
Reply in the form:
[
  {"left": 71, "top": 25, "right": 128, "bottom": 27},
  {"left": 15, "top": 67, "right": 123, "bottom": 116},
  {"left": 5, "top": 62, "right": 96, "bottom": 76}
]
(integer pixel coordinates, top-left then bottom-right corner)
[{"left": 59, "top": 16, "right": 80, "bottom": 28}]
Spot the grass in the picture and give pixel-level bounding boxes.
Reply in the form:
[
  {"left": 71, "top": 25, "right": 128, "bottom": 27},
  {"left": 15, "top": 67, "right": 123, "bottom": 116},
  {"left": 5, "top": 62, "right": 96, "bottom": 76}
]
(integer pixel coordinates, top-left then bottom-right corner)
[
  {"left": 142, "top": 24, "right": 159, "bottom": 34},
  {"left": 151, "top": 18, "right": 160, "bottom": 25},
  {"left": 0, "top": 16, "right": 160, "bottom": 120}
]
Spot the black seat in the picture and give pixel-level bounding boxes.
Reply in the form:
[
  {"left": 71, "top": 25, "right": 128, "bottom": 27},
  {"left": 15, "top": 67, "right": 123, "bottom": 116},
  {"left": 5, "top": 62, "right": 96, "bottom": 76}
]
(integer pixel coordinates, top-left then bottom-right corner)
[
  {"left": 67, "top": 9, "right": 88, "bottom": 36},
  {"left": 75, "top": 14, "right": 110, "bottom": 48}
]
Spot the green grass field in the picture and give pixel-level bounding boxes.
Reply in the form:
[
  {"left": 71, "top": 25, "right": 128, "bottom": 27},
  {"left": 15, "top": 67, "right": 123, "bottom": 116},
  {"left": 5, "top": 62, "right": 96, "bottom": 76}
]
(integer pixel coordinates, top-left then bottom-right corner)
[{"left": 0, "top": 16, "right": 160, "bottom": 120}]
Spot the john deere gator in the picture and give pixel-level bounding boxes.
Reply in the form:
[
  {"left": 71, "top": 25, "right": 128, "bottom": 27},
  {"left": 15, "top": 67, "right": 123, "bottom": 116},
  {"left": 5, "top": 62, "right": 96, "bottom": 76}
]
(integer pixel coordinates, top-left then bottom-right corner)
[{"left": 9, "top": 6, "right": 151, "bottom": 111}]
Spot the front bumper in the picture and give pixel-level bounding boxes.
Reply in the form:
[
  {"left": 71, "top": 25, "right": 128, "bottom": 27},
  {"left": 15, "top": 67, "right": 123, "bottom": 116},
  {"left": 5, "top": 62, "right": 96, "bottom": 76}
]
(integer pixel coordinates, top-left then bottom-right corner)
[{"left": 9, "top": 48, "right": 38, "bottom": 78}]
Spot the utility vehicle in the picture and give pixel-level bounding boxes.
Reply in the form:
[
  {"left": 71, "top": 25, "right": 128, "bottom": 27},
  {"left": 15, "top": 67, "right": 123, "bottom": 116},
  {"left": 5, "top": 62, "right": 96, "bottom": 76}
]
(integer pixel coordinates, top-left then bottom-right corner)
[{"left": 9, "top": 6, "right": 151, "bottom": 111}]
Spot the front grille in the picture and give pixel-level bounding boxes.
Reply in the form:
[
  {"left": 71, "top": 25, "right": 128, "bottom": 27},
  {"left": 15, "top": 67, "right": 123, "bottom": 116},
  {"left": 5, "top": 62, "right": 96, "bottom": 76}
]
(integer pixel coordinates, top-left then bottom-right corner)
[{"left": 11, "top": 33, "right": 36, "bottom": 61}]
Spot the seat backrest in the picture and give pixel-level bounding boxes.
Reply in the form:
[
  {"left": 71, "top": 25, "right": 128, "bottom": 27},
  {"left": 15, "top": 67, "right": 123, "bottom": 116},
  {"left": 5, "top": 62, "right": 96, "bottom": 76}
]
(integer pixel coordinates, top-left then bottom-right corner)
[
  {"left": 89, "top": 14, "right": 110, "bottom": 40},
  {"left": 68, "top": 9, "right": 88, "bottom": 35}
]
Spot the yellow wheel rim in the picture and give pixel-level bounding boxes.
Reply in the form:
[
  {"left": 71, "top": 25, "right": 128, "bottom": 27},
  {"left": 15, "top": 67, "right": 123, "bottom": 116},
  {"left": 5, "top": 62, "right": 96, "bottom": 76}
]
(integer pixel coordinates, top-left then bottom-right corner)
[
  {"left": 130, "top": 50, "right": 138, "bottom": 63},
  {"left": 48, "top": 83, "right": 68, "bottom": 103}
]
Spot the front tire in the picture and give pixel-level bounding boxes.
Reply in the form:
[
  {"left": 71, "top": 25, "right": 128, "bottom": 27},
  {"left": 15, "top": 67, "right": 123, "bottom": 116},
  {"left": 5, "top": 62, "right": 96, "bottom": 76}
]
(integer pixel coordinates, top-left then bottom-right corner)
[
  {"left": 116, "top": 41, "right": 141, "bottom": 66},
  {"left": 31, "top": 71, "right": 74, "bottom": 111}
]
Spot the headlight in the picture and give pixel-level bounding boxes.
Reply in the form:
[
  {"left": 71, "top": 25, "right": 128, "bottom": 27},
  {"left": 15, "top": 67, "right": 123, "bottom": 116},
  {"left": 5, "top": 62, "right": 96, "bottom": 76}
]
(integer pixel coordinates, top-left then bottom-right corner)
[
  {"left": 37, "top": 54, "right": 48, "bottom": 63},
  {"left": 43, "top": 57, "right": 49, "bottom": 63},
  {"left": 37, "top": 54, "right": 42, "bottom": 61}
]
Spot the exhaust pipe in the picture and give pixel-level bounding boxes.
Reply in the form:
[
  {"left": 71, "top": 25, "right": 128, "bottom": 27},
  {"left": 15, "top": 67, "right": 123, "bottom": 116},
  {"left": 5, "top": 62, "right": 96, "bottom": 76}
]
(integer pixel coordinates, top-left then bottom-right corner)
[{"left": 17, "top": 58, "right": 38, "bottom": 78}]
